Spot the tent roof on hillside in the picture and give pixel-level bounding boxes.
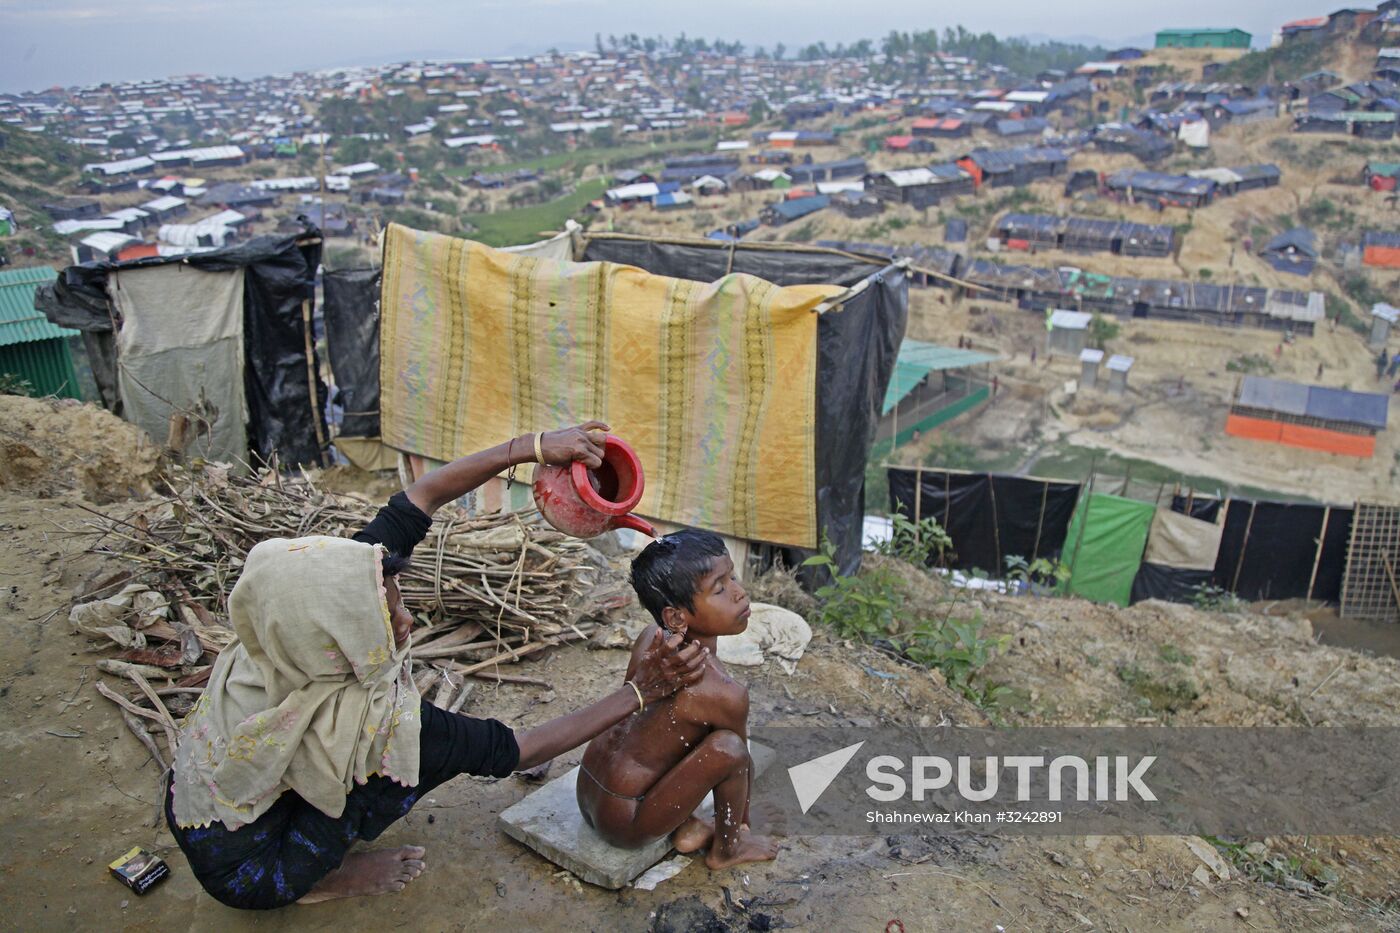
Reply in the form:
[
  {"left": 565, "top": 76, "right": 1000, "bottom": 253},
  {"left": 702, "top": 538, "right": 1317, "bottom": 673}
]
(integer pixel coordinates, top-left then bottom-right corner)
[
  {"left": 883, "top": 339, "right": 999, "bottom": 414},
  {"left": 1049, "top": 309, "right": 1092, "bottom": 329},
  {"left": 1261, "top": 227, "right": 1318, "bottom": 258},
  {"left": 1238, "top": 376, "right": 1390, "bottom": 429}
]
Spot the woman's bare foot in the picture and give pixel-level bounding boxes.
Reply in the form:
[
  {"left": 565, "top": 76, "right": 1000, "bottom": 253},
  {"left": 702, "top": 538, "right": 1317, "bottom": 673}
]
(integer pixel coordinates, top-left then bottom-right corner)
[
  {"left": 672, "top": 816, "right": 715, "bottom": 854},
  {"left": 297, "top": 846, "right": 427, "bottom": 904},
  {"left": 705, "top": 831, "right": 779, "bottom": 870}
]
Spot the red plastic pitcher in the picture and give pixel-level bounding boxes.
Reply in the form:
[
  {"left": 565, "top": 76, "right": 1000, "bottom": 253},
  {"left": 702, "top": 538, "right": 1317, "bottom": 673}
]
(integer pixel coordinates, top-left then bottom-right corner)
[{"left": 532, "top": 434, "right": 657, "bottom": 539}]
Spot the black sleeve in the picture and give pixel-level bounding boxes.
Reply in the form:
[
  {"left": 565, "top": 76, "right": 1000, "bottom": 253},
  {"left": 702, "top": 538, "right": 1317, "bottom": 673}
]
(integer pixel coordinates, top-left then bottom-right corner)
[
  {"left": 419, "top": 699, "right": 521, "bottom": 779},
  {"left": 352, "top": 491, "right": 432, "bottom": 557}
]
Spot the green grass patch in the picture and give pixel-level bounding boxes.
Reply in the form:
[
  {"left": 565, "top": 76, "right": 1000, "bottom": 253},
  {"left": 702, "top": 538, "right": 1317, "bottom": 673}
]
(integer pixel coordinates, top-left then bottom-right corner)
[
  {"left": 461, "top": 178, "right": 606, "bottom": 247},
  {"left": 447, "top": 138, "right": 714, "bottom": 179}
]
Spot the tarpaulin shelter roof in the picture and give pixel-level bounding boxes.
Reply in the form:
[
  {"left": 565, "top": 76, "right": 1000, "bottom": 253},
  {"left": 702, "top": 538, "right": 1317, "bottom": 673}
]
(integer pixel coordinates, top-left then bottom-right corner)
[
  {"left": 1362, "top": 230, "right": 1400, "bottom": 248},
  {"left": 0, "top": 266, "right": 74, "bottom": 347},
  {"left": 964, "top": 146, "right": 1068, "bottom": 172},
  {"left": 1233, "top": 163, "right": 1282, "bottom": 183},
  {"left": 996, "top": 213, "right": 1175, "bottom": 247},
  {"left": 1238, "top": 376, "right": 1389, "bottom": 429},
  {"left": 882, "top": 339, "right": 999, "bottom": 414},
  {"left": 1188, "top": 167, "right": 1244, "bottom": 185},
  {"left": 765, "top": 194, "right": 830, "bottom": 221},
  {"left": 996, "top": 117, "right": 1050, "bottom": 136},
  {"left": 1106, "top": 170, "right": 1215, "bottom": 197},
  {"left": 814, "top": 241, "right": 961, "bottom": 277},
  {"left": 1049, "top": 309, "right": 1092, "bottom": 329},
  {"left": 928, "top": 162, "right": 973, "bottom": 181},
  {"left": 1306, "top": 386, "right": 1390, "bottom": 430},
  {"left": 1374, "top": 303, "right": 1400, "bottom": 323},
  {"left": 1261, "top": 227, "right": 1318, "bottom": 258},
  {"left": 1219, "top": 99, "right": 1275, "bottom": 116}
]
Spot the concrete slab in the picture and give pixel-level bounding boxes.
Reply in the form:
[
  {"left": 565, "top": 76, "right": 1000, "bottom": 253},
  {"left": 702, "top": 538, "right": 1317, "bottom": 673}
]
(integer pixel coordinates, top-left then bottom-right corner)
[{"left": 497, "top": 741, "right": 776, "bottom": 889}]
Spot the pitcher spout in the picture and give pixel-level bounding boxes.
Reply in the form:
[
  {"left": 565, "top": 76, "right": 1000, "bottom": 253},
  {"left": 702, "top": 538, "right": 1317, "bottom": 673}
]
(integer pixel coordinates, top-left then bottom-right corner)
[{"left": 611, "top": 513, "right": 657, "bottom": 538}]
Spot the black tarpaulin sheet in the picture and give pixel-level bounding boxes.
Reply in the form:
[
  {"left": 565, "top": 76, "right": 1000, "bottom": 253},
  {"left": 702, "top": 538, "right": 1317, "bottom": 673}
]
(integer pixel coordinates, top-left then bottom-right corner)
[
  {"left": 580, "top": 236, "right": 908, "bottom": 578},
  {"left": 580, "top": 236, "right": 884, "bottom": 288},
  {"left": 35, "top": 230, "right": 327, "bottom": 467},
  {"left": 1172, "top": 495, "right": 1353, "bottom": 602},
  {"left": 239, "top": 235, "right": 325, "bottom": 466},
  {"left": 886, "top": 468, "right": 1081, "bottom": 573},
  {"left": 323, "top": 268, "right": 382, "bottom": 438},
  {"left": 1130, "top": 563, "right": 1214, "bottom": 603}
]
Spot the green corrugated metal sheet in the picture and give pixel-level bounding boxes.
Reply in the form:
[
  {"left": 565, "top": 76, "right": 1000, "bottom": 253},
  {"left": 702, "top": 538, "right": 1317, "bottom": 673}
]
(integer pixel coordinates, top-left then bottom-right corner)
[
  {"left": 0, "top": 266, "right": 75, "bottom": 348},
  {"left": 0, "top": 337, "right": 80, "bottom": 398},
  {"left": 883, "top": 339, "right": 999, "bottom": 414},
  {"left": 1154, "top": 28, "right": 1251, "bottom": 48}
]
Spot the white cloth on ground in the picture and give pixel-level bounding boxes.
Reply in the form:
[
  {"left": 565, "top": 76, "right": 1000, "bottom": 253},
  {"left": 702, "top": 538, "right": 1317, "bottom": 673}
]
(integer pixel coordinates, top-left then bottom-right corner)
[{"left": 716, "top": 602, "right": 812, "bottom": 674}]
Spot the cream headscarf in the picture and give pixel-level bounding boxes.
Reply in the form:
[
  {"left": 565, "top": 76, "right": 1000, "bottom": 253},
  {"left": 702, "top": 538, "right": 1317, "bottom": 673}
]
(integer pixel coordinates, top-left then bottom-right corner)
[{"left": 171, "top": 535, "right": 421, "bottom": 829}]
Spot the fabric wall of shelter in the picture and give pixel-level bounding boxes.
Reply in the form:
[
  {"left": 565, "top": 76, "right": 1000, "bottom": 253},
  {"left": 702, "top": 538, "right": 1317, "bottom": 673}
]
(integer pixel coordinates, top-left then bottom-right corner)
[
  {"left": 380, "top": 224, "right": 837, "bottom": 548},
  {"left": 323, "top": 268, "right": 382, "bottom": 438},
  {"left": 1129, "top": 506, "right": 1224, "bottom": 604},
  {"left": 1130, "top": 563, "right": 1214, "bottom": 603},
  {"left": 1061, "top": 492, "right": 1155, "bottom": 607},
  {"left": 578, "top": 235, "right": 908, "bottom": 577},
  {"left": 36, "top": 231, "right": 327, "bottom": 467},
  {"left": 1141, "top": 506, "right": 1222, "bottom": 570},
  {"left": 108, "top": 264, "right": 248, "bottom": 464},
  {"left": 238, "top": 235, "right": 327, "bottom": 467},
  {"left": 886, "top": 468, "right": 1080, "bottom": 573},
  {"left": 1170, "top": 495, "right": 1353, "bottom": 602}
]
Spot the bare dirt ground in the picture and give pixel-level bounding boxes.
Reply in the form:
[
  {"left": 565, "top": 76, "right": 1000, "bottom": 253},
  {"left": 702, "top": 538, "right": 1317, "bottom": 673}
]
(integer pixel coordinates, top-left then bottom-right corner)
[{"left": 2, "top": 401, "right": 1399, "bottom": 930}]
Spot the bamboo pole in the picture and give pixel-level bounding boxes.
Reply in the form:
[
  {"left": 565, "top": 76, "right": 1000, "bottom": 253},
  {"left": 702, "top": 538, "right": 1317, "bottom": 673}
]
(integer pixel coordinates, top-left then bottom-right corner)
[
  {"left": 301, "top": 298, "right": 328, "bottom": 462},
  {"left": 1231, "top": 500, "right": 1256, "bottom": 594},
  {"left": 1067, "top": 456, "right": 1098, "bottom": 593},
  {"left": 1032, "top": 480, "right": 1048, "bottom": 560},
  {"left": 1306, "top": 505, "right": 1332, "bottom": 603}
]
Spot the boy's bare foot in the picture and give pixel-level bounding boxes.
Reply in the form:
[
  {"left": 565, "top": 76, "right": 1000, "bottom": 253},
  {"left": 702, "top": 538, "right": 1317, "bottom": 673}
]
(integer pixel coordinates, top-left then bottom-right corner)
[
  {"left": 705, "top": 832, "right": 779, "bottom": 870},
  {"left": 672, "top": 816, "right": 715, "bottom": 853},
  {"left": 297, "top": 846, "right": 427, "bottom": 903}
]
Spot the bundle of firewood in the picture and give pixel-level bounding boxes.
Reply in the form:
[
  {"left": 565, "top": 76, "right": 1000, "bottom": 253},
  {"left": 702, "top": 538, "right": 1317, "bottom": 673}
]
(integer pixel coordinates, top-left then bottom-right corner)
[{"left": 75, "top": 463, "right": 613, "bottom": 768}]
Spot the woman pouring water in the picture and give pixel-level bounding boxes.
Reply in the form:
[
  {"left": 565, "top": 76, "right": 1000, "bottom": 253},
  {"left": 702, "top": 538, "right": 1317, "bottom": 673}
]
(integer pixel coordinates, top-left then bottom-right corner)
[{"left": 164, "top": 422, "right": 706, "bottom": 909}]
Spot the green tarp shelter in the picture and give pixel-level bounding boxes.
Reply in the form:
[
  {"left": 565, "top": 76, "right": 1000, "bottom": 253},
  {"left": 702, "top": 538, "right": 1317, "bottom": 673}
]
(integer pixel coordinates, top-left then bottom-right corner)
[
  {"left": 1060, "top": 492, "right": 1154, "bottom": 607},
  {"left": 882, "top": 339, "right": 999, "bottom": 414}
]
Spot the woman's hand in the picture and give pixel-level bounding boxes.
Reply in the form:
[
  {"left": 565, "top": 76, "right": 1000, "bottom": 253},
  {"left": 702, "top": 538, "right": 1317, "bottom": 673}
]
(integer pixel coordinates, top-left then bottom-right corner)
[
  {"left": 537, "top": 421, "right": 609, "bottom": 469},
  {"left": 630, "top": 629, "right": 707, "bottom": 704}
]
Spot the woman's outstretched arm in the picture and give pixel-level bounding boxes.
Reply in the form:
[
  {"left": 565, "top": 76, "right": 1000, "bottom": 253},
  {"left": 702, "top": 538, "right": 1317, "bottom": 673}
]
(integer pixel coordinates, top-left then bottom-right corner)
[
  {"left": 403, "top": 421, "right": 609, "bottom": 516},
  {"left": 514, "top": 630, "right": 707, "bottom": 770}
]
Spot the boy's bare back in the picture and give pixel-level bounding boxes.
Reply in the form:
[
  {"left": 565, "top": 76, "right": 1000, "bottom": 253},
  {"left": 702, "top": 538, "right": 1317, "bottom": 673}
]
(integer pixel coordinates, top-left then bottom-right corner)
[{"left": 580, "top": 623, "right": 748, "bottom": 798}]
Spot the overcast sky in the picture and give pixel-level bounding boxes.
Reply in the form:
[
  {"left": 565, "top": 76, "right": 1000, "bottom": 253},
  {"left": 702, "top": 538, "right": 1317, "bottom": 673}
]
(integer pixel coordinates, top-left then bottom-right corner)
[{"left": 1, "top": 0, "right": 1330, "bottom": 94}]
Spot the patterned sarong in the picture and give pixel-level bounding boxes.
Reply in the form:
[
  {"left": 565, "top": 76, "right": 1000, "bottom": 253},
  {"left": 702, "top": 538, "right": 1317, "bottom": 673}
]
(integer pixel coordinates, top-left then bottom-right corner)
[{"left": 379, "top": 224, "right": 836, "bottom": 547}]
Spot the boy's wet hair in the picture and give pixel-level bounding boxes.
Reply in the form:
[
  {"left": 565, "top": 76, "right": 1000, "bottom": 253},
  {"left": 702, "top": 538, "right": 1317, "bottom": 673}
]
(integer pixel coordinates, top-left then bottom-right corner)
[
  {"left": 382, "top": 552, "right": 411, "bottom": 578},
  {"left": 630, "top": 529, "right": 729, "bottom": 623}
]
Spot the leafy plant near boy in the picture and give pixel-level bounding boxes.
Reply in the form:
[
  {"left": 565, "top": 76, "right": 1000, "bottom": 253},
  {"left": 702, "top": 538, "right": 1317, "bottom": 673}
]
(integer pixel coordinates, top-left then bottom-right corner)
[{"left": 801, "top": 511, "right": 1016, "bottom": 709}]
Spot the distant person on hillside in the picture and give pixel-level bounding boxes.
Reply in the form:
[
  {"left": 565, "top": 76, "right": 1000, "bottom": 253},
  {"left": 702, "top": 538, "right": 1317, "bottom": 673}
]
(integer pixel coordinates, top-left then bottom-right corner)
[{"left": 1378, "top": 348, "right": 1390, "bottom": 380}]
